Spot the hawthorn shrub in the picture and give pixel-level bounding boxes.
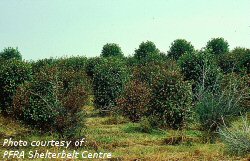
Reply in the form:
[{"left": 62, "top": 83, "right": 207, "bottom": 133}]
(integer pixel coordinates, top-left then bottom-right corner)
[
  {"left": 0, "top": 47, "right": 22, "bottom": 61},
  {"left": 116, "top": 80, "right": 151, "bottom": 122},
  {"left": 32, "top": 57, "right": 88, "bottom": 73},
  {"left": 85, "top": 57, "right": 102, "bottom": 78},
  {"left": 0, "top": 60, "right": 32, "bottom": 114},
  {"left": 132, "top": 60, "right": 178, "bottom": 87},
  {"left": 56, "top": 56, "right": 88, "bottom": 72},
  {"left": 13, "top": 67, "right": 89, "bottom": 138},
  {"left": 134, "top": 41, "right": 160, "bottom": 60},
  {"left": 148, "top": 71, "right": 193, "bottom": 129},
  {"left": 132, "top": 63, "right": 167, "bottom": 87},
  {"left": 218, "top": 47, "right": 250, "bottom": 74},
  {"left": 126, "top": 52, "right": 170, "bottom": 78},
  {"left": 101, "top": 43, "right": 124, "bottom": 57},
  {"left": 178, "top": 50, "right": 222, "bottom": 91},
  {"left": 31, "top": 58, "right": 57, "bottom": 73},
  {"left": 168, "top": 39, "right": 194, "bottom": 60},
  {"left": 218, "top": 52, "right": 241, "bottom": 74},
  {"left": 206, "top": 37, "right": 229, "bottom": 55},
  {"left": 128, "top": 40, "right": 168, "bottom": 69},
  {"left": 136, "top": 52, "right": 169, "bottom": 65},
  {"left": 241, "top": 49, "right": 250, "bottom": 74},
  {"left": 92, "top": 57, "right": 129, "bottom": 114}
]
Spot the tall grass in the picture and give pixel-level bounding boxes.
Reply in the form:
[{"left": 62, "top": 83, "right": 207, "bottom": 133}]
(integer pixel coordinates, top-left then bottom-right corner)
[{"left": 219, "top": 116, "right": 250, "bottom": 156}]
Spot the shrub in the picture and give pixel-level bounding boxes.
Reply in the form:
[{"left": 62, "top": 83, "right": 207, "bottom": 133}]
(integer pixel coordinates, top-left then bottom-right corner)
[
  {"left": 138, "top": 117, "right": 153, "bottom": 133},
  {"left": 101, "top": 43, "right": 123, "bottom": 57},
  {"left": 31, "top": 58, "right": 57, "bottom": 73},
  {"left": 134, "top": 41, "right": 160, "bottom": 60},
  {"left": 221, "top": 73, "right": 250, "bottom": 111},
  {"left": 178, "top": 50, "right": 222, "bottom": 91},
  {"left": 168, "top": 39, "right": 195, "bottom": 60},
  {"left": 148, "top": 71, "right": 193, "bottom": 129},
  {"left": 85, "top": 57, "right": 102, "bottom": 78},
  {"left": 196, "top": 74, "right": 249, "bottom": 134},
  {"left": 132, "top": 63, "right": 167, "bottom": 87},
  {"left": 240, "top": 48, "right": 250, "bottom": 74},
  {"left": 116, "top": 80, "right": 151, "bottom": 122},
  {"left": 218, "top": 52, "right": 240, "bottom": 74},
  {"left": 219, "top": 116, "right": 250, "bottom": 156},
  {"left": 132, "top": 60, "right": 178, "bottom": 87},
  {"left": 218, "top": 47, "right": 250, "bottom": 74},
  {"left": 13, "top": 67, "right": 89, "bottom": 138},
  {"left": 56, "top": 56, "right": 88, "bottom": 72},
  {"left": 140, "top": 52, "right": 169, "bottom": 65},
  {"left": 32, "top": 56, "right": 88, "bottom": 73},
  {"left": 0, "top": 60, "right": 32, "bottom": 114},
  {"left": 126, "top": 53, "right": 163, "bottom": 66},
  {"left": 206, "top": 37, "right": 229, "bottom": 55},
  {"left": 0, "top": 47, "right": 22, "bottom": 61},
  {"left": 92, "top": 57, "right": 129, "bottom": 114}
]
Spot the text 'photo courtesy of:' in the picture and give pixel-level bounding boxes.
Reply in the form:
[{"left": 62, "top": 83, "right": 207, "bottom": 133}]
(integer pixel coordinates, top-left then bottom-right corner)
[{"left": 0, "top": 0, "right": 250, "bottom": 160}]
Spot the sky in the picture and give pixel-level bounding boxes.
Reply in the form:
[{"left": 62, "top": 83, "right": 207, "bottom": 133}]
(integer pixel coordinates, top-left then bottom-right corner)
[{"left": 0, "top": 0, "right": 250, "bottom": 60}]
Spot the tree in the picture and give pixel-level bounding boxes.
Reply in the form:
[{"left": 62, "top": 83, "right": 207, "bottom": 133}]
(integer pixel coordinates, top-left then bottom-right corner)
[
  {"left": 0, "top": 47, "right": 22, "bottom": 61},
  {"left": 134, "top": 41, "right": 160, "bottom": 60},
  {"left": 148, "top": 71, "right": 192, "bottom": 129},
  {"left": 101, "top": 43, "right": 123, "bottom": 57},
  {"left": 218, "top": 47, "right": 250, "bottom": 73},
  {"left": 178, "top": 50, "right": 222, "bottom": 91},
  {"left": 0, "top": 59, "right": 32, "bottom": 114},
  {"left": 206, "top": 38, "right": 229, "bottom": 55},
  {"left": 168, "top": 39, "right": 194, "bottom": 60},
  {"left": 13, "top": 67, "right": 89, "bottom": 138},
  {"left": 92, "top": 57, "right": 129, "bottom": 114},
  {"left": 116, "top": 80, "right": 151, "bottom": 122}
]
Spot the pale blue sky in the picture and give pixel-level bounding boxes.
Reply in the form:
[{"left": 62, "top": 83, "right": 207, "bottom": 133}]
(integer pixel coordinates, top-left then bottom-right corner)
[{"left": 0, "top": 0, "right": 249, "bottom": 60}]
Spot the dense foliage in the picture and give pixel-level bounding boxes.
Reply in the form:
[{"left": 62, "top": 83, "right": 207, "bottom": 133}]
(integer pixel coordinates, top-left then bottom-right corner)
[
  {"left": 134, "top": 41, "right": 160, "bottom": 60},
  {"left": 178, "top": 50, "right": 222, "bottom": 90},
  {"left": 0, "top": 47, "right": 22, "bottom": 61},
  {"left": 0, "top": 59, "right": 32, "bottom": 114},
  {"left": 132, "top": 62, "right": 168, "bottom": 86},
  {"left": 56, "top": 56, "right": 88, "bottom": 72},
  {"left": 206, "top": 37, "right": 229, "bottom": 55},
  {"left": 168, "top": 39, "right": 194, "bottom": 60},
  {"left": 117, "top": 80, "right": 151, "bottom": 122},
  {"left": 31, "top": 58, "right": 57, "bottom": 73},
  {"left": 0, "top": 37, "right": 249, "bottom": 150},
  {"left": 85, "top": 57, "right": 102, "bottom": 78},
  {"left": 101, "top": 43, "right": 123, "bottom": 57},
  {"left": 13, "top": 67, "right": 89, "bottom": 138},
  {"left": 218, "top": 47, "right": 250, "bottom": 74},
  {"left": 92, "top": 57, "right": 129, "bottom": 114},
  {"left": 148, "top": 71, "right": 192, "bottom": 129}
]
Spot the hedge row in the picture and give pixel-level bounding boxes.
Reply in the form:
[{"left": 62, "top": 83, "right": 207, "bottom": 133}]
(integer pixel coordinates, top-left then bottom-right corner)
[
  {"left": 13, "top": 67, "right": 89, "bottom": 138},
  {"left": 0, "top": 41, "right": 249, "bottom": 137},
  {"left": 0, "top": 51, "right": 90, "bottom": 138}
]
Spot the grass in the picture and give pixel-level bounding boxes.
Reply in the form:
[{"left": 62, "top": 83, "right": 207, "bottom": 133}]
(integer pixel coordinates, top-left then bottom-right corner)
[
  {"left": 85, "top": 116, "right": 227, "bottom": 161},
  {"left": 0, "top": 106, "right": 250, "bottom": 160}
]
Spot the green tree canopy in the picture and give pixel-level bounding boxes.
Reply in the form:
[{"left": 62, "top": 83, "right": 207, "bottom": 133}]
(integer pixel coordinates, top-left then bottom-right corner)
[
  {"left": 134, "top": 41, "right": 160, "bottom": 59},
  {"left": 206, "top": 38, "right": 229, "bottom": 55},
  {"left": 0, "top": 47, "right": 22, "bottom": 61},
  {"left": 101, "top": 43, "right": 123, "bottom": 57},
  {"left": 168, "top": 39, "right": 194, "bottom": 60}
]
